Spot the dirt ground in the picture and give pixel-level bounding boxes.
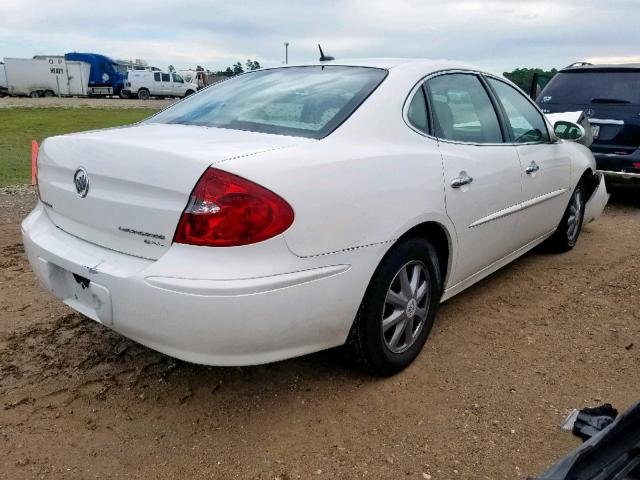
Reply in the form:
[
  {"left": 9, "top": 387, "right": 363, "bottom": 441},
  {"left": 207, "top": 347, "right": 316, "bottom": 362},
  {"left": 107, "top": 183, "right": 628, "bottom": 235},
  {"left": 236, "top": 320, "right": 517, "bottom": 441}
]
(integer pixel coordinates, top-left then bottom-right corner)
[
  {"left": 1, "top": 186, "right": 638, "bottom": 480},
  {"left": 0, "top": 97, "right": 175, "bottom": 110}
]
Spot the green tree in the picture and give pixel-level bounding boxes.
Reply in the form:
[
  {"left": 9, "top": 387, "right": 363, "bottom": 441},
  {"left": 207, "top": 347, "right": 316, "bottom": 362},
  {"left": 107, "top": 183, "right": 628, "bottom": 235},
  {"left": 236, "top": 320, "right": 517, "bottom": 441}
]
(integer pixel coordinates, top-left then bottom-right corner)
[
  {"left": 246, "top": 59, "right": 261, "bottom": 71},
  {"left": 232, "top": 62, "right": 244, "bottom": 75},
  {"left": 503, "top": 68, "right": 558, "bottom": 94}
]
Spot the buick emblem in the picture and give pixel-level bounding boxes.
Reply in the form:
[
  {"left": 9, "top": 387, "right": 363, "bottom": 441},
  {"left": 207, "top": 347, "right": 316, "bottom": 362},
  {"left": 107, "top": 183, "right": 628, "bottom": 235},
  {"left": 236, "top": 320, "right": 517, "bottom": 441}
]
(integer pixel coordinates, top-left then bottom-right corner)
[
  {"left": 584, "top": 108, "right": 595, "bottom": 118},
  {"left": 73, "top": 167, "right": 90, "bottom": 198}
]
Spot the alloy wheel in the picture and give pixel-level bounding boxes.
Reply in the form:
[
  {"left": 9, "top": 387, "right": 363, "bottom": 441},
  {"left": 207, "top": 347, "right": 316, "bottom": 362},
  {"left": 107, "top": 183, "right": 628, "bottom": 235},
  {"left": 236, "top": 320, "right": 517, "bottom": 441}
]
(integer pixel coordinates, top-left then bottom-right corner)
[
  {"left": 567, "top": 188, "right": 583, "bottom": 242},
  {"left": 382, "top": 260, "right": 430, "bottom": 354}
]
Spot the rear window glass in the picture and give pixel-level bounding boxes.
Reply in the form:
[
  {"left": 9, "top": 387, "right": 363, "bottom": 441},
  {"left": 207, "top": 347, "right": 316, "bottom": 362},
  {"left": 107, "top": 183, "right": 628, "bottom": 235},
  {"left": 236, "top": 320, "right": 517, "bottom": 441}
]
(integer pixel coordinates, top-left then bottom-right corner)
[
  {"left": 539, "top": 71, "right": 640, "bottom": 105},
  {"left": 147, "top": 66, "right": 387, "bottom": 139}
]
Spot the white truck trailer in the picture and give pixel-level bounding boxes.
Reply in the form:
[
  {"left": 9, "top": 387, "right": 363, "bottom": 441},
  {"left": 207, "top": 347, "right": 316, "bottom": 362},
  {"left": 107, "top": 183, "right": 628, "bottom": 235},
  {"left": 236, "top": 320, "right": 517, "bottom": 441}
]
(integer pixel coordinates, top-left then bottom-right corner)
[
  {"left": 3, "top": 57, "right": 91, "bottom": 97},
  {"left": 0, "top": 63, "right": 7, "bottom": 96}
]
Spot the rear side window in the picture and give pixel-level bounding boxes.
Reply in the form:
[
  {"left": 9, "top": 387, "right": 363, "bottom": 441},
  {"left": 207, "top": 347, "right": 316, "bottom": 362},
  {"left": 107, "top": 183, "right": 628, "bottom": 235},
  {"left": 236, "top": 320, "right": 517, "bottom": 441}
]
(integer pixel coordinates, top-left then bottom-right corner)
[
  {"left": 154, "top": 72, "right": 161, "bottom": 82},
  {"left": 487, "top": 78, "right": 550, "bottom": 144},
  {"left": 406, "top": 86, "right": 429, "bottom": 133},
  {"left": 539, "top": 71, "right": 640, "bottom": 105},
  {"left": 148, "top": 66, "right": 388, "bottom": 139},
  {"left": 161, "top": 73, "right": 170, "bottom": 82},
  {"left": 425, "top": 73, "right": 503, "bottom": 144}
]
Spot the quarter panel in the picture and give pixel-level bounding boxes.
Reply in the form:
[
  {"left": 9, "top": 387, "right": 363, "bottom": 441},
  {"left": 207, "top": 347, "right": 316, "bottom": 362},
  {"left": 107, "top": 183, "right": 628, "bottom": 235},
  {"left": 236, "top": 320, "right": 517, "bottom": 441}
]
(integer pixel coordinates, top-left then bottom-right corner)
[{"left": 219, "top": 136, "right": 448, "bottom": 258}]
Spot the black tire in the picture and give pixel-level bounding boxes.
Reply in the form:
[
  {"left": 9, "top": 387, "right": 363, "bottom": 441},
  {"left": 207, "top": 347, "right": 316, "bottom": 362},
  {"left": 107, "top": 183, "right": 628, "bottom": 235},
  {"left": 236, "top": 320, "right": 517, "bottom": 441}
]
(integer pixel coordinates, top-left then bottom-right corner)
[
  {"left": 43, "top": 90, "right": 55, "bottom": 97},
  {"left": 30, "top": 91, "right": 40, "bottom": 98},
  {"left": 345, "top": 238, "right": 442, "bottom": 376},
  {"left": 184, "top": 89, "right": 195, "bottom": 97},
  {"left": 544, "top": 181, "right": 586, "bottom": 253},
  {"left": 137, "top": 89, "right": 150, "bottom": 100}
]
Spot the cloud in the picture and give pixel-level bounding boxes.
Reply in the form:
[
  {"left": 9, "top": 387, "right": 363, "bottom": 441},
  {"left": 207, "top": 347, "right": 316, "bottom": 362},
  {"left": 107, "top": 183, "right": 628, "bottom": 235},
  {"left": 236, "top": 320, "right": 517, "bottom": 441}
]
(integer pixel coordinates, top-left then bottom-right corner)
[{"left": 0, "top": 0, "right": 638, "bottom": 72}]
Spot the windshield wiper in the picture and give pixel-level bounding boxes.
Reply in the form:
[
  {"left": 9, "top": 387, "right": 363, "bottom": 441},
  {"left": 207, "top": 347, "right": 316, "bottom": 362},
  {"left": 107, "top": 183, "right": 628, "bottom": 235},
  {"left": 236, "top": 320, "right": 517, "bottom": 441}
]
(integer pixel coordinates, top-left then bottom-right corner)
[{"left": 591, "top": 97, "right": 631, "bottom": 104}]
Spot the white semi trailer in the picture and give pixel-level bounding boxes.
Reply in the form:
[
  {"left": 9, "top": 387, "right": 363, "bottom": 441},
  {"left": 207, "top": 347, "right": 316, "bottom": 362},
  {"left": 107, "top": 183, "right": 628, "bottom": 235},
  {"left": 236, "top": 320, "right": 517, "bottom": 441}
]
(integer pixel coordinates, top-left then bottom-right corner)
[
  {"left": 0, "top": 63, "right": 7, "bottom": 96},
  {"left": 3, "top": 57, "right": 91, "bottom": 97}
]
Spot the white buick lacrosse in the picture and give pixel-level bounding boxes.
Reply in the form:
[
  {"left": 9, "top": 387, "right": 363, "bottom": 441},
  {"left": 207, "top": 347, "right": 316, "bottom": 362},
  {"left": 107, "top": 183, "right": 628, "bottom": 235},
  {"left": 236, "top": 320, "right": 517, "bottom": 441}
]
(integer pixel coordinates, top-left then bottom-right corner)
[{"left": 22, "top": 59, "right": 608, "bottom": 375}]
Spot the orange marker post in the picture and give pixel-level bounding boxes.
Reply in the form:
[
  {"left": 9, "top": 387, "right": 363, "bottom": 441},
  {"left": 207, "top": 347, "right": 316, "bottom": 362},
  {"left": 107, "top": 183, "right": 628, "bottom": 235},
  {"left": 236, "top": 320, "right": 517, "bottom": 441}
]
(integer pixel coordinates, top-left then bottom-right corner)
[{"left": 31, "top": 140, "right": 39, "bottom": 186}]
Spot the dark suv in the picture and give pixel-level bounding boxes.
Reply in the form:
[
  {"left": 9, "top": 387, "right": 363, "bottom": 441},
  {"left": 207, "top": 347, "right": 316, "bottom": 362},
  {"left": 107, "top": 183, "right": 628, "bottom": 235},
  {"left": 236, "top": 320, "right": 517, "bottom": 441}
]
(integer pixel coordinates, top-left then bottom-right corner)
[{"left": 536, "top": 64, "right": 640, "bottom": 183}]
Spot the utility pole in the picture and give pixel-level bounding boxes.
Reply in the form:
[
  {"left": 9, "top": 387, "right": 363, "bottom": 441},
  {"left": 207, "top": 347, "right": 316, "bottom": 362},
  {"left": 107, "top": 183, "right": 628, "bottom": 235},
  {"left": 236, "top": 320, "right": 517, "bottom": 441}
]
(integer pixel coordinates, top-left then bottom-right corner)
[{"left": 284, "top": 42, "right": 289, "bottom": 64}]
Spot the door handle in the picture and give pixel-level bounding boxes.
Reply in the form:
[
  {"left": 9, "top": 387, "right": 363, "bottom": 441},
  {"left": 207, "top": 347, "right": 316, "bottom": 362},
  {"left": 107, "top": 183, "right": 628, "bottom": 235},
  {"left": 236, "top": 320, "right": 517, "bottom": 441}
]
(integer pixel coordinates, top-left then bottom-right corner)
[
  {"left": 525, "top": 161, "right": 540, "bottom": 174},
  {"left": 451, "top": 171, "right": 473, "bottom": 188}
]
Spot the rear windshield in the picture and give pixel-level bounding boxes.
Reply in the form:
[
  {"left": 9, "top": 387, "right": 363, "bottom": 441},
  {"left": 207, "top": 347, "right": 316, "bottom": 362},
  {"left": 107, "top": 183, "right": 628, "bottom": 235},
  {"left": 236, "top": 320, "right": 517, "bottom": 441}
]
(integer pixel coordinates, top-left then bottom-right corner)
[
  {"left": 147, "top": 66, "right": 387, "bottom": 139},
  {"left": 539, "top": 70, "right": 640, "bottom": 105}
]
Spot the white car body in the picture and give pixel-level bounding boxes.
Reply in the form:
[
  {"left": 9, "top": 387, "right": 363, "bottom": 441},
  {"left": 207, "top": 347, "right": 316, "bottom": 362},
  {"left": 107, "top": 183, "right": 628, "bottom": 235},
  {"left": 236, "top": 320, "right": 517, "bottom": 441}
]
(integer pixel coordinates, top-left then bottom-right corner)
[
  {"left": 22, "top": 59, "right": 608, "bottom": 367},
  {"left": 124, "top": 70, "right": 198, "bottom": 98}
]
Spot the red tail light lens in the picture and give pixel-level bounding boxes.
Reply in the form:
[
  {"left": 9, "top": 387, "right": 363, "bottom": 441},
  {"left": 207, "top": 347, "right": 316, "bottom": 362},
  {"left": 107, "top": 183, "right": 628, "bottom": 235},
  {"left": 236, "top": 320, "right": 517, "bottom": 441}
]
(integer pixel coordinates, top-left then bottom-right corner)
[{"left": 174, "top": 168, "right": 294, "bottom": 247}]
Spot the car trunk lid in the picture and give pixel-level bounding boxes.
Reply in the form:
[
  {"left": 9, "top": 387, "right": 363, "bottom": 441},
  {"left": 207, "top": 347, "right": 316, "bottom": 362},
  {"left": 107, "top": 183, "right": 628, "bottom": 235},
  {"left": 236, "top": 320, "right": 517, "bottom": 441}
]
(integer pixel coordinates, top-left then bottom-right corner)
[{"left": 37, "top": 123, "right": 309, "bottom": 259}]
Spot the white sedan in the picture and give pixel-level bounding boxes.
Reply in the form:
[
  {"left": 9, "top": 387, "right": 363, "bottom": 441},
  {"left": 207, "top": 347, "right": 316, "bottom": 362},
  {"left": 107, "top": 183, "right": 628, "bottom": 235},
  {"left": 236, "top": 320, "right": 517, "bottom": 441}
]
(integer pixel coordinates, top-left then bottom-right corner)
[{"left": 22, "top": 59, "right": 609, "bottom": 375}]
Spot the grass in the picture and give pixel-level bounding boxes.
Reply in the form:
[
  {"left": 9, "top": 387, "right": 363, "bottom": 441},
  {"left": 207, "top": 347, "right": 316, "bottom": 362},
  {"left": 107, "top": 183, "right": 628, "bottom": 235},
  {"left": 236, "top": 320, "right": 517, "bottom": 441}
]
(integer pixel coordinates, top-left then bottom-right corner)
[{"left": 0, "top": 108, "right": 159, "bottom": 186}]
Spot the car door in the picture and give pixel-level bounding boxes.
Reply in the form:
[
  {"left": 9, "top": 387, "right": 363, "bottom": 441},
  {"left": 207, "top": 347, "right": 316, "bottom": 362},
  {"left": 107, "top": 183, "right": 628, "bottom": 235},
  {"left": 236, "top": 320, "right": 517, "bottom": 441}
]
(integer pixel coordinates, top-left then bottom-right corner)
[
  {"left": 424, "top": 72, "right": 525, "bottom": 286},
  {"left": 151, "top": 72, "right": 162, "bottom": 95},
  {"left": 485, "top": 77, "right": 572, "bottom": 243},
  {"left": 160, "top": 72, "right": 172, "bottom": 95},
  {"left": 172, "top": 73, "right": 185, "bottom": 96}
]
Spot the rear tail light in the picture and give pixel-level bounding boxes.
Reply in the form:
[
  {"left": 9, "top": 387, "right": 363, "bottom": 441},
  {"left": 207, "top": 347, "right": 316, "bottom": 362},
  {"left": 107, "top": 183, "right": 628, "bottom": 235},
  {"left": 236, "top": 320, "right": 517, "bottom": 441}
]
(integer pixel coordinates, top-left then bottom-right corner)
[{"left": 174, "top": 168, "right": 294, "bottom": 247}]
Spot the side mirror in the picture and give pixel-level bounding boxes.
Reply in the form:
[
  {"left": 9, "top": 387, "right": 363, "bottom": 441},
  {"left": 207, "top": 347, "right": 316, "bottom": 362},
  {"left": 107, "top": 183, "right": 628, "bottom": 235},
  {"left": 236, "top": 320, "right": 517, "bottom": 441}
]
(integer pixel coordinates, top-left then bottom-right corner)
[{"left": 553, "top": 120, "right": 593, "bottom": 147}]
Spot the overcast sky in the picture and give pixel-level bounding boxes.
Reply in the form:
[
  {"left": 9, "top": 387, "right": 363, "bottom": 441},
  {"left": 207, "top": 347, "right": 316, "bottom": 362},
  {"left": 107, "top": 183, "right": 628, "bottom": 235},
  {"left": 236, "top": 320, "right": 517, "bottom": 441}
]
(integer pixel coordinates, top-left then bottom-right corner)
[{"left": 2, "top": 0, "right": 639, "bottom": 73}]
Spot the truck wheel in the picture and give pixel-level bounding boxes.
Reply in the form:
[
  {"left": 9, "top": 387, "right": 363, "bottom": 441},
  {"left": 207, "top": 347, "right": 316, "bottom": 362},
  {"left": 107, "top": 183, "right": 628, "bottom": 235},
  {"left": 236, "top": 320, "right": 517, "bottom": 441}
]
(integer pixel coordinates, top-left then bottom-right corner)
[
  {"left": 119, "top": 90, "right": 130, "bottom": 99},
  {"left": 30, "top": 91, "right": 41, "bottom": 98},
  {"left": 137, "top": 89, "right": 150, "bottom": 101},
  {"left": 184, "top": 90, "right": 195, "bottom": 97},
  {"left": 43, "top": 91, "right": 55, "bottom": 97}
]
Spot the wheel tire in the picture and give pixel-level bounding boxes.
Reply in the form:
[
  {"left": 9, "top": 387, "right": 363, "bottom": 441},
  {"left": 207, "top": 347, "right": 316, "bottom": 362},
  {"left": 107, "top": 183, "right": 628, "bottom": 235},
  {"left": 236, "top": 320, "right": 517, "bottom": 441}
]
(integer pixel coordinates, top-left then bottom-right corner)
[
  {"left": 184, "top": 89, "right": 195, "bottom": 97},
  {"left": 43, "top": 90, "right": 55, "bottom": 97},
  {"left": 545, "top": 181, "right": 586, "bottom": 253},
  {"left": 137, "top": 89, "right": 150, "bottom": 100},
  {"left": 345, "top": 238, "right": 443, "bottom": 376},
  {"left": 30, "top": 91, "right": 40, "bottom": 98}
]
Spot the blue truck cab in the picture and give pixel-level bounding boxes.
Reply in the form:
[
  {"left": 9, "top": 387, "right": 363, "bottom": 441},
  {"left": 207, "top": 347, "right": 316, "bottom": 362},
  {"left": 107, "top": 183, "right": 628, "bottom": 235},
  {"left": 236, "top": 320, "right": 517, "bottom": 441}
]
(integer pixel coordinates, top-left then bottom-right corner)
[{"left": 64, "top": 52, "right": 127, "bottom": 97}]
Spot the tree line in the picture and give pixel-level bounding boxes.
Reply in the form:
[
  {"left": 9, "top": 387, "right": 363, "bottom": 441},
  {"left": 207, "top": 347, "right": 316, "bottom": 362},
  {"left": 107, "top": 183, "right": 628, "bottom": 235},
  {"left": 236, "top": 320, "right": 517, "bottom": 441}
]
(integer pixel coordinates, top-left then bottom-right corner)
[
  {"left": 503, "top": 67, "right": 558, "bottom": 93},
  {"left": 192, "top": 59, "right": 262, "bottom": 78}
]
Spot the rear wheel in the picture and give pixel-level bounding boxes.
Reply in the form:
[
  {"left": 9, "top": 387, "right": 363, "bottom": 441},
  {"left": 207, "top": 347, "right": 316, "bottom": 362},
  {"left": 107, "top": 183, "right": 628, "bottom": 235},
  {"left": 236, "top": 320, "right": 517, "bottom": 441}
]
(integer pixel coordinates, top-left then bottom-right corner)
[
  {"left": 545, "top": 181, "right": 586, "bottom": 252},
  {"left": 137, "top": 89, "right": 150, "bottom": 100},
  {"left": 30, "top": 91, "right": 40, "bottom": 98},
  {"left": 43, "top": 90, "right": 55, "bottom": 97},
  {"left": 345, "top": 238, "right": 442, "bottom": 376},
  {"left": 184, "top": 89, "right": 195, "bottom": 97}
]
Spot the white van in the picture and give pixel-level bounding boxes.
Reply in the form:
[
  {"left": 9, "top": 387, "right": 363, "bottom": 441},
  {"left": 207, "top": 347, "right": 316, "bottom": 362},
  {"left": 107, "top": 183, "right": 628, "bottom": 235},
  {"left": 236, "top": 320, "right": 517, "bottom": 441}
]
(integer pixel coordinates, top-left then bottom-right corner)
[{"left": 124, "top": 71, "right": 198, "bottom": 100}]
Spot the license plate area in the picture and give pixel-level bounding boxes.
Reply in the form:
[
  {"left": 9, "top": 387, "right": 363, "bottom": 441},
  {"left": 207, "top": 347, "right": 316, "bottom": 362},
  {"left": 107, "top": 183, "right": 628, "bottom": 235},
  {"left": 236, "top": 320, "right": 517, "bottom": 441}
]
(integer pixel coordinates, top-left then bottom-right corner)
[{"left": 36, "top": 257, "right": 113, "bottom": 326}]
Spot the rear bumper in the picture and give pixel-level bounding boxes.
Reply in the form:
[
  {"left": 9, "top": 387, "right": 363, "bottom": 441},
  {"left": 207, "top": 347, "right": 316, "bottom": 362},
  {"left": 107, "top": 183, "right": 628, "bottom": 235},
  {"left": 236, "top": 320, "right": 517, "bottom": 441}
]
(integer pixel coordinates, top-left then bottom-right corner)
[
  {"left": 21, "top": 203, "right": 381, "bottom": 366},
  {"left": 594, "top": 150, "right": 640, "bottom": 183}
]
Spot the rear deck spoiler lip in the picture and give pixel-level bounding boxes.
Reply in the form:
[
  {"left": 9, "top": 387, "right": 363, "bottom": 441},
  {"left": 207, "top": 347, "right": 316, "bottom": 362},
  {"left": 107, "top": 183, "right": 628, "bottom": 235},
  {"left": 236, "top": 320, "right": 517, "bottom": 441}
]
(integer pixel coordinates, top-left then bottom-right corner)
[{"left": 533, "top": 401, "right": 640, "bottom": 480}]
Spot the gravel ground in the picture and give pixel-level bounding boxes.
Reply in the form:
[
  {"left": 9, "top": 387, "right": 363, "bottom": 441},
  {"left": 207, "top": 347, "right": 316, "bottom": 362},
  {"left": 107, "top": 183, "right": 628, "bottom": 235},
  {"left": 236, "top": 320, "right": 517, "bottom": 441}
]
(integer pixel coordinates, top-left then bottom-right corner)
[
  {"left": 0, "top": 97, "right": 175, "bottom": 109},
  {"left": 1, "top": 187, "right": 639, "bottom": 479}
]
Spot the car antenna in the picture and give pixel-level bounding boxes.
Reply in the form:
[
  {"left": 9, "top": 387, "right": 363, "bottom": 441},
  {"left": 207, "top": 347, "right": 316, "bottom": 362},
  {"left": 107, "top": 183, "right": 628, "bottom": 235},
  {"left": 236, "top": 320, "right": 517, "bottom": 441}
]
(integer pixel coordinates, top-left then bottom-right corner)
[{"left": 318, "top": 44, "right": 334, "bottom": 62}]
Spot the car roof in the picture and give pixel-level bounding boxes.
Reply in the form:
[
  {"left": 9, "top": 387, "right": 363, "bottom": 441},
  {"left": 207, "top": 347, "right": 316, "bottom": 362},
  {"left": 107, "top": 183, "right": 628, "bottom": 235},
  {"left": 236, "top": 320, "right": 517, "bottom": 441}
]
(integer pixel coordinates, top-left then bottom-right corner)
[
  {"left": 284, "top": 58, "right": 492, "bottom": 74},
  {"left": 561, "top": 63, "right": 640, "bottom": 72}
]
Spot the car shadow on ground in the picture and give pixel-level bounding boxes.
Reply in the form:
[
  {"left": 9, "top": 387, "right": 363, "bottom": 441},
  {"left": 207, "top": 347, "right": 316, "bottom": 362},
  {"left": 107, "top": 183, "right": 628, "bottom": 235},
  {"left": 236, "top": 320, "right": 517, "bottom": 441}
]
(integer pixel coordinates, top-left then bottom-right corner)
[{"left": 607, "top": 184, "right": 640, "bottom": 207}]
